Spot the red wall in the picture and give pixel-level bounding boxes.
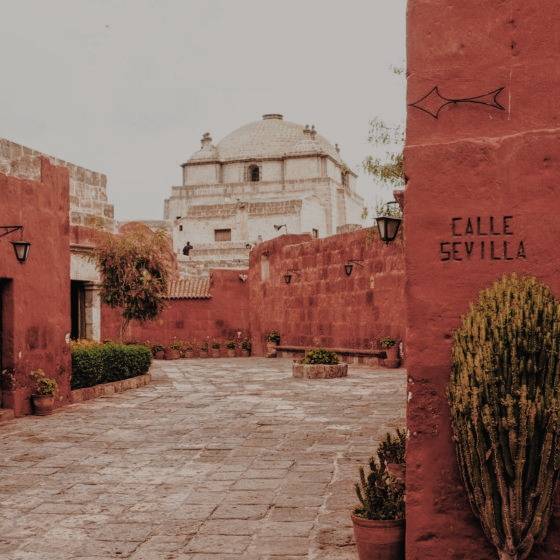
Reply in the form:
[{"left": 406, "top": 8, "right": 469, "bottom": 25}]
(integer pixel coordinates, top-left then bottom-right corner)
[
  {"left": 406, "top": 1, "right": 560, "bottom": 557},
  {"left": 248, "top": 229, "right": 405, "bottom": 356},
  {"left": 0, "top": 159, "right": 71, "bottom": 416},
  {"left": 101, "top": 269, "right": 250, "bottom": 345}
]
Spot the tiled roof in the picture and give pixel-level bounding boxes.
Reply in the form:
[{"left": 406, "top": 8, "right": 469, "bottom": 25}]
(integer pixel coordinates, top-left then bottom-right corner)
[{"left": 167, "top": 277, "right": 211, "bottom": 299}]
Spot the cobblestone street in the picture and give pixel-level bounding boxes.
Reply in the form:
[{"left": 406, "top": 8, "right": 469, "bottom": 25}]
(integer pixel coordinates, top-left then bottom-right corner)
[{"left": 0, "top": 358, "right": 406, "bottom": 560}]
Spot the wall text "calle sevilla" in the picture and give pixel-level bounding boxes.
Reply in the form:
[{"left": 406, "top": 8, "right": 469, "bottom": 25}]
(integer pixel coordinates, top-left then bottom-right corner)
[{"left": 440, "top": 216, "right": 527, "bottom": 262}]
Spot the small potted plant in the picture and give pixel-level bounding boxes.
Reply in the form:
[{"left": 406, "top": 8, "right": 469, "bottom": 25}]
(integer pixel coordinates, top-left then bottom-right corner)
[
  {"left": 292, "top": 348, "right": 347, "bottom": 379},
  {"left": 183, "top": 341, "right": 195, "bottom": 359},
  {"left": 151, "top": 343, "right": 165, "bottom": 360},
  {"left": 225, "top": 340, "right": 237, "bottom": 358},
  {"left": 265, "top": 330, "right": 281, "bottom": 357},
  {"left": 352, "top": 430, "right": 406, "bottom": 560},
  {"left": 240, "top": 339, "right": 251, "bottom": 357},
  {"left": 211, "top": 341, "right": 221, "bottom": 358},
  {"left": 165, "top": 339, "right": 183, "bottom": 360},
  {"left": 379, "top": 337, "right": 400, "bottom": 368},
  {"left": 30, "top": 369, "right": 58, "bottom": 416},
  {"left": 199, "top": 341, "right": 209, "bottom": 358}
]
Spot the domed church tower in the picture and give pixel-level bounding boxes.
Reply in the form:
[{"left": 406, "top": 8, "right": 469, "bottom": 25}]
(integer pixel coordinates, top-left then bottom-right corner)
[{"left": 164, "top": 114, "right": 364, "bottom": 276}]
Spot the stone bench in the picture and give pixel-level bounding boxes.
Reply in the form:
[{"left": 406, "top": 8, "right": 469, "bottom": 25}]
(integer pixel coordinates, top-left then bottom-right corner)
[{"left": 276, "top": 345, "right": 387, "bottom": 365}]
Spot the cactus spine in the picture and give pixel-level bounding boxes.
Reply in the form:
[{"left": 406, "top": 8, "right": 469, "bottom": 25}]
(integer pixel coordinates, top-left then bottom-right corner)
[{"left": 449, "top": 274, "right": 560, "bottom": 560}]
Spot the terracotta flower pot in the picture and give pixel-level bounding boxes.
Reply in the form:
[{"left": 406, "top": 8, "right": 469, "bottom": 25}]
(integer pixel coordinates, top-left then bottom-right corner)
[
  {"left": 227, "top": 349, "right": 236, "bottom": 358},
  {"left": 154, "top": 350, "right": 165, "bottom": 360},
  {"left": 165, "top": 348, "right": 181, "bottom": 360},
  {"left": 31, "top": 394, "right": 55, "bottom": 416},
  {"left": 381, "top": 345, "right": 401, "bottom": 369},
  {"left": 199, "top": 350, "right": 209, "bottom": 358},
  {"left": 266, "top": 342, "right": 278, "bottom": 358},
  {"left": 211, "top": 349, "right": 221, "bottom": 358},
  {"left": 241, "top": 350, "right": 250, "bottom": 357},
  {"left": 351, "top": 515, "right": 405, "bottom": 560}
]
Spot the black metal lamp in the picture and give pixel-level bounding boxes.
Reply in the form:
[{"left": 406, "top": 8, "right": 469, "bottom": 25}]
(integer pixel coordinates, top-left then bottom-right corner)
[
  {"left": 283, "top": 270, "right": 300, "bottom": 284},
  {"left": 376, "top": 202, "right": 402, "bottom": 244},
  {"left": 12, "top": 240, "right": 31, "bottom": 263},
  {"left": 1, "top": 226, "right": 31, "bottom": 263},
  {"left": 344, "top": 260, "right": 364, "bottom": 277}
]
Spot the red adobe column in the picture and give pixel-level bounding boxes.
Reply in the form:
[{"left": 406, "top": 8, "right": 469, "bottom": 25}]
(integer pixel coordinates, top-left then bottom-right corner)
[{"left": 405, "top": 1, "right": 560, "bottom": 558}]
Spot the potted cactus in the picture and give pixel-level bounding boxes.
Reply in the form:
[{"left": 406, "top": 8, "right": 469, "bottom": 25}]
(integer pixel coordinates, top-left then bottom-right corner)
[
  {"left": 351, "top": 430, "right": 405, "bottom": 560},
  {"left": 265, "top": 330, "right": 281, "bottom": 357},
  {"left": 30, "top": 369, "right": 58, "bottom": 416},
  {"left": 183, "top": 341, "right": 194, "bottom": 359},
  {"left": 165, "top": 339, "right": 183, "bottom": 360},
  {"left": 449, "top": 274, "right": 560, "bottom": 560},
  {"left": 379, "top": 337, "right": 400, "bottom": 368},
  {"left": 225, "top": 340, "right": 237, "bottom": 358},
  {"left": 292, "top": 348, "right": 347, "bottom": 379},
  {"left": 199, "top": 341, "right": 209, "bottom": 358},
  {"left": 240, "top": 339, "right": 251, "bottom": 357},
  {"left": 211, "top": 341, "right": 221, "bottom": 358},
  {"left": 151, "top": 343, "right": 165, "bottom": 360}
]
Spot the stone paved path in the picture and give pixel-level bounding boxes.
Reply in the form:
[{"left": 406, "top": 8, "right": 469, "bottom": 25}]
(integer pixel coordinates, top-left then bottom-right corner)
[{"left": 0, "top": 358, "right": 406, "bottom": 559}]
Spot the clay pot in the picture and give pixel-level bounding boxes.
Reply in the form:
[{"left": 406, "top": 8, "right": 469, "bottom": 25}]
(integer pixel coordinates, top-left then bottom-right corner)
[
  {"left": 266, "top": 342, "right": 278, "bottom": 358},
  {"left": 241, "top": 350, "right": 250, "bottom": 357},
  {"left": 154, "top": 350, "right": 165, "bottom": 360},
  {"left": 381, "top": 345, "right": 401, "bottom": 369},
  {"left": 351, "top": 515, "right": 405, "bottom": 560},
  {"left": 211, "top": 348, "right": 221, "bottom": 358},
  {"left": 31, "top": 395, "right": 55, "bottom": 416},
  {"left": 199, "top": 350, "right": 209, "bottom": 358},
  {"left": 183, "top": 350, "right": 194, "bottom": 359},
  {"left": 165, "top": 348, "right": 181, "bottom": 360},
  {"left": 227, "top": 349, "right": 236, "bottom": 358}
]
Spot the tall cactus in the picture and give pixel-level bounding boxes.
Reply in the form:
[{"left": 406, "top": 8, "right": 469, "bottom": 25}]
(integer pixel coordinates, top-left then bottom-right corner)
[{"left": 449, "top": 274, "right": 560, "bottom": 560}]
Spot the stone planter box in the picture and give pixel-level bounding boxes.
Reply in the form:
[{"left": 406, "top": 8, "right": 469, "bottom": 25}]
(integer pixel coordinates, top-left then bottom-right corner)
[
  {"left": 71, "top": 373, "right": 151, "bottom": 404},
  {"left": 292, "top": 363, "right": 348, "bottom": 379}
]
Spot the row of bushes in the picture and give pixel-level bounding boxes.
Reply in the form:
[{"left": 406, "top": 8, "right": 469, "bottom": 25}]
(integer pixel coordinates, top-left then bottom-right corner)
[{"left": 71, "top": 341, "right": 152, "bottom": 389}]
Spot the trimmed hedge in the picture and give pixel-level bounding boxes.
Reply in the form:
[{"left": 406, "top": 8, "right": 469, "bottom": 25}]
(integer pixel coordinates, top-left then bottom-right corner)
[{"left": 71, "top": 342, "right": 152, "bottom": 389}]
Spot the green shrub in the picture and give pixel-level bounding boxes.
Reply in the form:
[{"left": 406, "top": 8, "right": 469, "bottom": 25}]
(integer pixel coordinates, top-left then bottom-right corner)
[
  {"left": 379, "top": 337, "right": 396, "bottom": 349},
  {"left": 226, "top": 341, "right": 237, "bottom": 350},
  {"left": 30, "top": 369, "right": 58, "bottom": 396},
  {"left": 71, "top": 342, "right": 152, "bottom": 389},
  {"left": 266, "top": 330, "right": 281, "bottom": 344},
  {"left": 301, "top": 348, "right": 339, "bottom": 365},
  {"left": 241, "top": 339, "right": 251, "bottom": 352}
]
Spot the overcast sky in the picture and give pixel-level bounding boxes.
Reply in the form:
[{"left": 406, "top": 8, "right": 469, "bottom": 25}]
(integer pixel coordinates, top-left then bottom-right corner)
[{"left": 0, "top": 0, "right": 406, "bottom": 221}]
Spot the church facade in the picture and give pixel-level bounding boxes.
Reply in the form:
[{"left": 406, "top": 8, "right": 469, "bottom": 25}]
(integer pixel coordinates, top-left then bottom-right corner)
[{"left": 164, "top": 114, "right": 364, "bottom": 275}]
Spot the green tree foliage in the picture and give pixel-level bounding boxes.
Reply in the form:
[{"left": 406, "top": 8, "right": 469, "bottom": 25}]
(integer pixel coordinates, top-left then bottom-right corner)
[{"left": 94, "top": 223, "right": 175, "bottom": 340}]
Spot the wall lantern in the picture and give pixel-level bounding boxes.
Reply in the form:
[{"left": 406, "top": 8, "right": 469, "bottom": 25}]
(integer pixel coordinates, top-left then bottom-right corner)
[
  {"left": 344, "top": 260, "right": 364, "bottom": 277},
  {"left": 1, "top": 226, "right": 31, "bottom": 263},
  {"left": 376, "top": 201, "right": 402, "bottom": 244},
  {"left": 274, "top": 224, "right": 288, "bottom": 233},
  {"left": 283, "top": 270, "right": 301, "bottom": 285}
]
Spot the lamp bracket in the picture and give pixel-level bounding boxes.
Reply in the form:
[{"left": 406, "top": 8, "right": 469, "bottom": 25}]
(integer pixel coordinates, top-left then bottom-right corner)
[{"left": 0, "top": 225, "right": 23, "bottom": 239}]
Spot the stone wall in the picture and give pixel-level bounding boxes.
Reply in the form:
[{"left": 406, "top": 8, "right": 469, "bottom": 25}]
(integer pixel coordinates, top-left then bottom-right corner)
[
  {"left": 100, "top": 269, "right": 250, "bottom": 345},
  {"left": 0, "top": 159, "right": 72, "bottom": 416},
  {"left": 248, "top": 229, "right": 405, "bottom": 356},
  {"left": 405, "top": 1, "right": 560, "bottom": 558},
  {"left": 0, "top": 138, "right": 114, "bottom": 230}
]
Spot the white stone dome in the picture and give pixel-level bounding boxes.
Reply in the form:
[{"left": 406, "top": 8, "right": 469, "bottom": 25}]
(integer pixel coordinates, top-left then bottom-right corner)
[{"left": 191, "top": 114, "right": 341, "bottom": 162}]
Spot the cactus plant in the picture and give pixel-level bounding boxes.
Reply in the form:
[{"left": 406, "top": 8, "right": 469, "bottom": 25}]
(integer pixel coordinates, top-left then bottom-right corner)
[{"left": 449, "top": 274, "right": 560, "bottom": 560}]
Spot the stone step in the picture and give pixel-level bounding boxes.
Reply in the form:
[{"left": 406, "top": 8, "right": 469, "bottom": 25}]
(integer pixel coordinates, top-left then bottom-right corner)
[{"left": 0, "top": 408, "right": 15, "bottom": 424}]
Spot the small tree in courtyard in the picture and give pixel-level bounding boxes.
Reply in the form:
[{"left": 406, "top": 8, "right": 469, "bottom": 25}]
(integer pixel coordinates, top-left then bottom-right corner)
[{"left": 94, "top": 224, "right": 175, "bottom": 341}]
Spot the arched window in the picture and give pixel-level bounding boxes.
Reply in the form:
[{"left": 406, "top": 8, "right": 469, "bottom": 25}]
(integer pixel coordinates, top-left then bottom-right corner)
[{"left": 248, "top": 164, "right": 260, "bottom": 182}]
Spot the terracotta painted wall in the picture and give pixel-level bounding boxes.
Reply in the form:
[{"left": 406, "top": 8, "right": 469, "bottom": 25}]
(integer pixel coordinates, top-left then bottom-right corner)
[
  {"left": 101, "top": 269, "right": 250, "bottom": 345},
  {"left": 0, "top": 159, "right": 71, "bottom": 416},
  {"left": 248, "top": 229, "right": 405, "bottom": 356},
  {"left": 406, "top": 1, "right": 560, "bottom": 558}
]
